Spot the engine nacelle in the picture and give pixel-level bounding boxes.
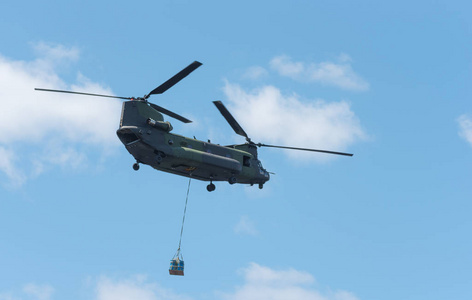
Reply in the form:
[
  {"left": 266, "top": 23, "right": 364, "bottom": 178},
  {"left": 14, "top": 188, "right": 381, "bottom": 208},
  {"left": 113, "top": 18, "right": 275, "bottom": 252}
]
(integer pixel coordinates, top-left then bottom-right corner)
[{"left": 147, "top": 118, "right": 173, "bottom": 132}]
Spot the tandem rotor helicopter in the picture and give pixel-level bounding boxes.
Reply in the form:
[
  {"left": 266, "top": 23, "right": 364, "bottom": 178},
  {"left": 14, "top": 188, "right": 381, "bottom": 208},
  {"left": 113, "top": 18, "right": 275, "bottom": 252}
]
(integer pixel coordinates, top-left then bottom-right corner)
[{"left": 36, "top": 61, "right": 353, "bottom": 192}]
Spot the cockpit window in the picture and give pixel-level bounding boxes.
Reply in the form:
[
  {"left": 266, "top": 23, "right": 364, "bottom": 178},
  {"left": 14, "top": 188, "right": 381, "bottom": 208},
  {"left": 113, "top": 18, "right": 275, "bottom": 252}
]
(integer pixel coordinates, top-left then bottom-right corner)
[{"left": 243, "top": 156, "right": 251, "bottom": 167}]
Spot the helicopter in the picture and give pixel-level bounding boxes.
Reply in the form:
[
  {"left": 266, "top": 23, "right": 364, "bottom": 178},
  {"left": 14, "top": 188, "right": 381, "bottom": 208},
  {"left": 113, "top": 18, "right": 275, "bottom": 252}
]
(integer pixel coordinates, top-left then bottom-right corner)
[{"left": 35, "top": 61, "right": 353, "bottom": 192}]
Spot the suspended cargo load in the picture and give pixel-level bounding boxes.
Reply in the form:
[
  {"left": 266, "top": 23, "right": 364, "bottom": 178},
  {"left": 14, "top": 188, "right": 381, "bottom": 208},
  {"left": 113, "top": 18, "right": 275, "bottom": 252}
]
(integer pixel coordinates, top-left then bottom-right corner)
[{"left": 169, "top": 252, "right": 184, "bottom": 276}]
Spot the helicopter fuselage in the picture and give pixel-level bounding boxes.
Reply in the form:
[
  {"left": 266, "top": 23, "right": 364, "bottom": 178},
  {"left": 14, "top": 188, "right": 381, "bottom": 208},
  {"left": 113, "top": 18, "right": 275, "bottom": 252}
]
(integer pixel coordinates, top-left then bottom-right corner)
[
  {"left": 36, "top": 60, "right": 352, "bottom": 192},
  {"left": 116, "top": 100, "right": 270, "bottom": 188}
]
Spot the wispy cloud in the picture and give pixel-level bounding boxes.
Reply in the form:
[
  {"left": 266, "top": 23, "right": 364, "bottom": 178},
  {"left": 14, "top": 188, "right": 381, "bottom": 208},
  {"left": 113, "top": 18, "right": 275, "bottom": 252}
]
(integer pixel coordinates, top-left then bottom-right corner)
[
  {"left": 243, "top": 66, "right": 268, "bottom": 80},
  {"left": 32, "top": 42, "right": 80, "bottom": 69},
  {"left": 0, "top": 146, "right": 26, "bottom": 188},
  {"left": 457, "top": 114, "right": 472, "bottom": 147},
  {"left": 223, "top": 82, "right": 365, "bottom": 162},
  {"left": 220, "top": 263, "right": 359, "bottom": 300},
  {"left": 0, "top": 283, "right": 54, "bottom": 300},
  {"left": 270, "top": 56, "right": 304, "bottom": 78},
  {"left": 0, "top": 265, "right": 359, "bottom": 300},
  {"left": 270, "top": 54, "right": 369, "bottom": 91},
  {"left": 234, "top": 215, "right": 259, "bottom": 236},
  {"left": 95, "top": 275, "right": 192, "bottom": 300},
  {"left": 94, "top": 266, "right": 359, "bottom": 300},
  {"left": 0, "top": 43, "right": 122, "bottom": 187},
  {"left": 23, "top": 284, "right": 54, "bottom": 300}
]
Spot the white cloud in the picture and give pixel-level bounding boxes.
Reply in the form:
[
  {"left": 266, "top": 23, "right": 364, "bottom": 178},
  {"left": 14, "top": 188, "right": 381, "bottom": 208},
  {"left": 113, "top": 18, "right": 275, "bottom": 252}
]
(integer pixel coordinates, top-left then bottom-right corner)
[
  {"left": 0, "top": 43, "right": 122, "bottom": 186},
  {"left": 95, "top": 275, "right": 192, "bottom": 300},
  {"left": 223, "top": 82, "right": 365, "bottom": 162},
  {"left": 1, "top": 266, "right": 359, "bottom": 300},
  {"left": 220, "top": 263, "right": 359, "bottom": 300},
  {"left": 93, "top": 266, "right": 359, "bottom": 300},
  {"left": 457, "top": 114, "right": 472, "bottom": 147},
  {"left": 270, "top": 55, "right": 369, "bottom": 91},
  {"left": 23, "top": 284, "right": 54, "bottom": 300},
  {"left": 241, "top": 263, "right": 315, "bottom": 287},
  {"left": 234, "top": 215, "right": 259, "bottom": 236}
]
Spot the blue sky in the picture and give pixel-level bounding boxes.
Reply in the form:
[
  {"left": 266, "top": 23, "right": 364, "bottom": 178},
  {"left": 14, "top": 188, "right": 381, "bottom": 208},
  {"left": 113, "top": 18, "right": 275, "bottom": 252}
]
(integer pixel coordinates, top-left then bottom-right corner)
[{"left": 1, "top": 1, "right": 471, "bottom": 299}]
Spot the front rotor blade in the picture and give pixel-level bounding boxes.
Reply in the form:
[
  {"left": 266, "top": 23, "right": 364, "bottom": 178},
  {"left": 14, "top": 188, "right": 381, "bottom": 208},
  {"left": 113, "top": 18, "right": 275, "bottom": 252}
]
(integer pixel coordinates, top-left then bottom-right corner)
[
  {"left": 35, "top": 88, "right": 131, "bottom": 100},
  {"left": 258, "top": 143, "right": 353, "bottom": 156},
  {"left": 148, "top": 102, "right": 192, "bottom": 123},
  {"left": 146, "top": 61, "right": 202, "bottom": 98},
  {"left": 213, "top": 101, "right": 249, "bottom": 139}
]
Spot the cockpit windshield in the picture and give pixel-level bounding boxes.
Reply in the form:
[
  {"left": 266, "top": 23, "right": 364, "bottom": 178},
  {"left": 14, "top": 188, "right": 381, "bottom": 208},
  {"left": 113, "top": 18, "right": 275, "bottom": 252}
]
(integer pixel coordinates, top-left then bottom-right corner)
[
  {"left": 257, "top": 160, "right": 264, "bottom": 170},
  {"left": 256, "top": 159, "right": 269, "bottom": 178}
]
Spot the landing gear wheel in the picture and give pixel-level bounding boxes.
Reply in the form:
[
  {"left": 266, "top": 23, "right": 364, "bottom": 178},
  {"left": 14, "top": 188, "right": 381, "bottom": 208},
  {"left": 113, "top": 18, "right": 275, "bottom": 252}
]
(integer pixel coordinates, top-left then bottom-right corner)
[
  {"left": 133, "top": 162, "right": 140, "bottom": 171},
  {"left": 207, "top": 183, "right": 216, "bottom": 192},
  {"left": 228, "top": 176, "right": 237, "bottom": 185},
  {"left": 259, "top": 183, "right": 264, "bottom": 189}
]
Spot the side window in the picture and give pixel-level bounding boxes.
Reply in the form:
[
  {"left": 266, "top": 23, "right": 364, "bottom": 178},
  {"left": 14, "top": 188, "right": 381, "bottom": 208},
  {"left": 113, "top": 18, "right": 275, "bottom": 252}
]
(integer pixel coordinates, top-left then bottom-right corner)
[{"left": 243, "top": 156, "right": 251, "bottom": 167}]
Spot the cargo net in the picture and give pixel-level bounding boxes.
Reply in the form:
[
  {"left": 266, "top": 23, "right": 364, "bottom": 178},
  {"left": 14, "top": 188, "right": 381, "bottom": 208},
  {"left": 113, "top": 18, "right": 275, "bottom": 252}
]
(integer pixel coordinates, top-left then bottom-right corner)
[
  {"left": 169, "top": 178, "right": 191, "bottom": 276},
  {"left": 169, "top": 248, "right": 184, "bottom": 276}
]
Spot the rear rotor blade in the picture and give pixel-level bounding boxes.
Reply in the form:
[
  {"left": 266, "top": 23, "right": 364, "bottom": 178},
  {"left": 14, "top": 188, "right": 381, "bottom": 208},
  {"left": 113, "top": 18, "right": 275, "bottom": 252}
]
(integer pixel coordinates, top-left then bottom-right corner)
[
  {"left": 146, "top": 61, "right": 202, "bottom": 98},
  {"left": 34, "top": 88, "right": 131, "bottom": 100},
  {"left": 148, "top": 102, "right": 192, "bottom": 123},
  {"left": 257, "top": 143, "right": 353, "bottom": 156},
  {"left": 213, "top": 100, "right": 249, "bottom": 139}
]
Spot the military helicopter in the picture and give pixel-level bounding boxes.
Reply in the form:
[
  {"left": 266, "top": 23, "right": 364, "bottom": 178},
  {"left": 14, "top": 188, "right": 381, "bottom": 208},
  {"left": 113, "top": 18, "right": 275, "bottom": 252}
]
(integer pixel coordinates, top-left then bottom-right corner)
[{"left": 36, "top": 61, "right": 353, "bottom": 192}]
